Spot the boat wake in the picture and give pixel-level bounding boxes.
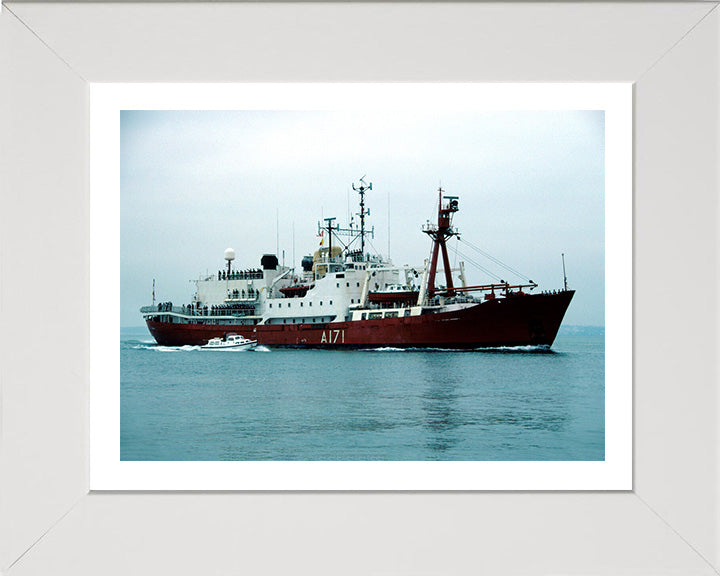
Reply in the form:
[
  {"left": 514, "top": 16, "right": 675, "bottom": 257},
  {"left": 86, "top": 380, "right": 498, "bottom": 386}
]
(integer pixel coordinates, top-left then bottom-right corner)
[
  {"left": 128, "top": 341, "right": 262, "bottom": 352},
  {"left": 151, "top": 344, "right": 202, "bottom": 352},
  {"left": 361, "top": 346, "right": 469, "bottom": 353},
  {"left": 126, "top": 341, "right": 550, "bottom": 353},
  {"left": 361, "top": 345, "right": 554, "bottom": 354},
  {"left": 128, "top": 342, "right": 200, "bottom": 352},
  {"left": 365, "top": 347, "right": 406, "bottom": 352},
  {"left": 475, "top": 344, "right": 554, "bottom": 354}
]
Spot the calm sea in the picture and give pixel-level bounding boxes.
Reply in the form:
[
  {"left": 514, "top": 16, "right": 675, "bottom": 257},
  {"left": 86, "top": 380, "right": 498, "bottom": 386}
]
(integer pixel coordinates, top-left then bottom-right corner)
[{"left": 120, "top": 327, "right": 604, "bottom": 461}]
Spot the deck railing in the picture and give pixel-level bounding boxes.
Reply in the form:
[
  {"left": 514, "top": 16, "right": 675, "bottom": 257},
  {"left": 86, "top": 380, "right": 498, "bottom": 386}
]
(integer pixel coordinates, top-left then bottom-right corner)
[{"left": 140, "top": 304, "right": 256, "bottom": 317}]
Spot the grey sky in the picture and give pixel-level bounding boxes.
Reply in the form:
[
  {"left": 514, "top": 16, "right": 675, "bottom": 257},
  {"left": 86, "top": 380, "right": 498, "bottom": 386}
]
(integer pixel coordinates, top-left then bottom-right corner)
[{"left": 121, "top": 109, "right": 604, "bottom": 327}]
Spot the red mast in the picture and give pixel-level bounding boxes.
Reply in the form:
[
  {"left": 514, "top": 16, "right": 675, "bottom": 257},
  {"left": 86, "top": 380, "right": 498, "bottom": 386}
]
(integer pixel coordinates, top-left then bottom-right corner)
[{"left": 423, "top": 188, "right": 459, "bottom": 298}]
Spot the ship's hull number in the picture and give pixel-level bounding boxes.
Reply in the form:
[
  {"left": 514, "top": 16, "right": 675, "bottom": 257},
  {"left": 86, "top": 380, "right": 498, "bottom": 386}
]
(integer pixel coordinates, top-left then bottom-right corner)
[{"left": 320, "top": 329, "right": 345, "bottom": 344}]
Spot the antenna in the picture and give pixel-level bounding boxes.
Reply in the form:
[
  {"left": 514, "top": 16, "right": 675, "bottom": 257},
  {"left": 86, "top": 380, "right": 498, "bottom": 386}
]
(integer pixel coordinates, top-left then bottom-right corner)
[
  {"left": 562, "top": 253, "right": 568, "bottom": 291},
  {"left": 352, "top": 176, "right": 372, "bottom": 255},
  {"left": 387, "top": 186, "right": 390, "bottom": 260}
]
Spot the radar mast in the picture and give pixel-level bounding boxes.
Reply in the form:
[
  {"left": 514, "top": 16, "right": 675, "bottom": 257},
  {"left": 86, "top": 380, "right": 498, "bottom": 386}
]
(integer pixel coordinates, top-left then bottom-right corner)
[
  {"left": 352, "top": 176, "right": 372, "bottom": 255},
  {"left": 423, "top": 188, "right": 460, "bottom": 297}
]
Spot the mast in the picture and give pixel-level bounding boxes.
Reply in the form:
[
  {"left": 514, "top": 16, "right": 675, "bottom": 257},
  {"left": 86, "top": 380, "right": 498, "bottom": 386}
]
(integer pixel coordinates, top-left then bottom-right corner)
[
  {"left": 324, "top": 217, "right": 336, "bottom": 267},
  {"left": 352, "top": 177, "right": 372, "bottom": 256},
  {"left": 330, "top": 177, "right": 375, "bottom": 262},
  {"left": 422, "top": 188, "right": 460, "bottom": 298},
  {"left": 562, "top": 253, "right": 568, "bottom": 291}
]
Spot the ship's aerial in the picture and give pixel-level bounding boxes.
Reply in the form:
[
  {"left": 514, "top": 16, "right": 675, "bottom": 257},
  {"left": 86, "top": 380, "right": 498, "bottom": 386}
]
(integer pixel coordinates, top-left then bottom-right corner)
[{"left": 141, "top": 179, "right": 574, "bottom": 348}]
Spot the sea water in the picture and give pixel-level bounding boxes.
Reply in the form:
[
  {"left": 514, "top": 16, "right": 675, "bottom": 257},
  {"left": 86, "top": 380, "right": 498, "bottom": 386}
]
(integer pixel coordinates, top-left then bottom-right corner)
[{"left": 120, "top": 327, "right": 604, "bottom": 461}]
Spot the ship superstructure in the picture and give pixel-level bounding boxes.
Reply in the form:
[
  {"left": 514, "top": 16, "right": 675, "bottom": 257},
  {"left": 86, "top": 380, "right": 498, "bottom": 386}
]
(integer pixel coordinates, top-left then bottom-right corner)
[{"left": 142, "top": 180, "right": 574, "bottom": 348}]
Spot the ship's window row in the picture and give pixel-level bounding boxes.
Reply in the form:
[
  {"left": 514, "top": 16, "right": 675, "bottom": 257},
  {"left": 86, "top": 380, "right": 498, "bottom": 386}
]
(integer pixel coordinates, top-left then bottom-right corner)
[
  {"left": 270, "top": 299, "right": 346, "bottom": 310},
  {"left": 271, "top": 317, "right": 333, "bottom": 324}
]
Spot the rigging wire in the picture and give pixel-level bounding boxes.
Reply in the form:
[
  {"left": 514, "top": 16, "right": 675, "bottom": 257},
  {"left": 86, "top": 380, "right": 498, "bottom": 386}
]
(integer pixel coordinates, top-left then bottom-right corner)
[
  {"left": 457, "top": 237, "right": 530, "bottom": 282},
  {"left": 449, "top": 244, "right": 503, "bottom": 282},
  {"left": 365, "top": 236, "right": 382, "bottom": 261}
]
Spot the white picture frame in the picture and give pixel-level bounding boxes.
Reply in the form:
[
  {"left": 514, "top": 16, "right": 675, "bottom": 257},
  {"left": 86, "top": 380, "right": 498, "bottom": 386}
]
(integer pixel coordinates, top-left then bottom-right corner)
[{"left": 2, "top": 2, "right": 718, "bottom": 574}]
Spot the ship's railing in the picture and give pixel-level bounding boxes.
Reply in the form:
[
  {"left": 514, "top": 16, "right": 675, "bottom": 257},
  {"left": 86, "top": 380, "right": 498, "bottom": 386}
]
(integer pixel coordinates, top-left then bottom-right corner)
[
  {"left": 140, "top": 304, "right": 256, "bottom": 317},
  {"left": 213, "top": 269, "right": 264, "bottom": 281},
  {"left": 141, "top": 305, "right": 183, "bottom": 314},
  {"left": 433, "top": 282, "right": 538, "bottom": 295}
]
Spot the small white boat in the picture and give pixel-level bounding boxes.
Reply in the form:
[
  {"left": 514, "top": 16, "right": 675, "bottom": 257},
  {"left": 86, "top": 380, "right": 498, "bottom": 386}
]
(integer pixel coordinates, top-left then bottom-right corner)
[{"left": 201, "top": 334, "right": 257, "bottom": 350}]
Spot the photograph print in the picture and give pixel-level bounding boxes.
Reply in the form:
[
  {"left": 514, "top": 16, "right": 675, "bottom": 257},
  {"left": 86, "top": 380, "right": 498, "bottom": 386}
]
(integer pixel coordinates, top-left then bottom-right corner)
[{"left": 120, "top": 99, "right": 607, "bottom": 464}]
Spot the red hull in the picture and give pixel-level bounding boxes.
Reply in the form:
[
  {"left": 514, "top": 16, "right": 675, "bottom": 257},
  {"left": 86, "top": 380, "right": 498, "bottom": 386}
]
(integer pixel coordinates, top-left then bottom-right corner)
[{"left": 146, "top": 291, "right": 574, "bottom": 349}]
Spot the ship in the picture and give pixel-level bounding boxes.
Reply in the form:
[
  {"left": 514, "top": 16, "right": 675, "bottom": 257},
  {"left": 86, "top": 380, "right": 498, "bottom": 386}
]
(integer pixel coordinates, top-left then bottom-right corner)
[{"left": 141, "top": 180, "right": 574, "bottom": 348}]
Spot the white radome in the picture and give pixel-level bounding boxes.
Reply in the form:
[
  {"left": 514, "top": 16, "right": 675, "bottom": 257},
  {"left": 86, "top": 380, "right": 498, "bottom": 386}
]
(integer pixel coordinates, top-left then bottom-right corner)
[{"left": 224, "top": 248, "right": 235, "bottom": 261}]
